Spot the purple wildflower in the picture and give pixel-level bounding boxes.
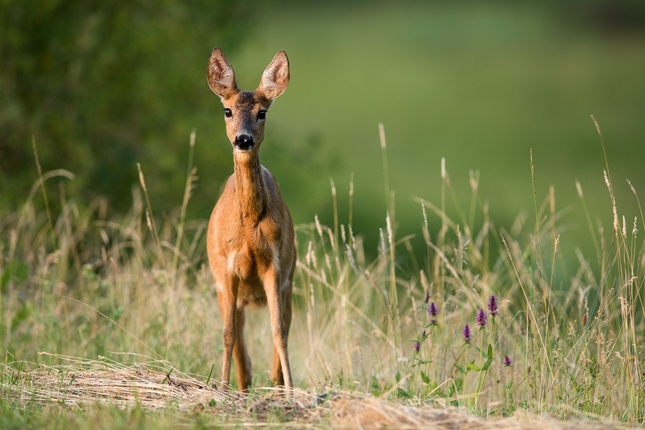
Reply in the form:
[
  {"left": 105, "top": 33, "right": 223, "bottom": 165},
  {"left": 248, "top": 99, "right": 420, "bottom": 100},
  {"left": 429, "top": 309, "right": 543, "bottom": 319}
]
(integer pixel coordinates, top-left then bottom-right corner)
[
  {"left": 476, "top": 308, "right": 487, "bottom": 328},
  {"left": 488, "top": 295, "right": 498, "bottom": 318},
  {"left": 463, "top": 324, "right": 472, "bottom": 343},
  {"left": 428, "top": 302, "right": 439, "bottom": 325},
  {"left": 503, "top": 355, "right": 513, "bottom": 367},
  {"left": 428, "top": 302, "right": 439, "bottom": 316},
  {"left": 414, "top": 342, "right": 420, "bottom": 353}
]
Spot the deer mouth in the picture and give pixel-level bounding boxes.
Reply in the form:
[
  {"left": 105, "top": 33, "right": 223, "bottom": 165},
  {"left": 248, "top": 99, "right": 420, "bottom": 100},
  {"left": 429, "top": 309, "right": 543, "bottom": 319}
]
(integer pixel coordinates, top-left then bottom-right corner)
[{"left": 234, "top": 142, "right": 255, "bottom": 152}]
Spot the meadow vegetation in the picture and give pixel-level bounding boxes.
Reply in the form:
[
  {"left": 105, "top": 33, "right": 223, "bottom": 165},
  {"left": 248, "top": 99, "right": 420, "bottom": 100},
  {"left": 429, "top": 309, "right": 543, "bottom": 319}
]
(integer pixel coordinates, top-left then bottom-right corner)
[
  {"left": 2, "top": 2, "right": 645, "bottom": 427},
  {"left": 1, "top": 125, "right": 643, "bottom": 428}
]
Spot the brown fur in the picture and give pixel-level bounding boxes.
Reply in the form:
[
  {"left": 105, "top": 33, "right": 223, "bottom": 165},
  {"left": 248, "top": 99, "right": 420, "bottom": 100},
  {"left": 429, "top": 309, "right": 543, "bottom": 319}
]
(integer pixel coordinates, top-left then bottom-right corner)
[{"left": 206, "top": 47, "right": 295, "bottom": 391}]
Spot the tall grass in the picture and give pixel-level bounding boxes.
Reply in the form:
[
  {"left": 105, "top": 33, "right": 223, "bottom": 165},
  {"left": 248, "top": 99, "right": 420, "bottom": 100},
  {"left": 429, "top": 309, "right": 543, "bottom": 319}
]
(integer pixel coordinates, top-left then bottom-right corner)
[{"left": 1, "top": 127, "right": 644, "bottom": 424}]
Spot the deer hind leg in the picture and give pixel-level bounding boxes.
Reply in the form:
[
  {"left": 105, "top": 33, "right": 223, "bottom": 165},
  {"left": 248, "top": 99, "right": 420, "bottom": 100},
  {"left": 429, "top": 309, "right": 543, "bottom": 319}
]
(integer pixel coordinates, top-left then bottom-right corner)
[
  {"left": 264, "top": 270, "right": 293, "bottom": 389},
  {"left": 217, "top": 276, "right": 239, "bottom": 390},
  {"left": 233, "top": 306, "right": 252, "bottom": 390}
]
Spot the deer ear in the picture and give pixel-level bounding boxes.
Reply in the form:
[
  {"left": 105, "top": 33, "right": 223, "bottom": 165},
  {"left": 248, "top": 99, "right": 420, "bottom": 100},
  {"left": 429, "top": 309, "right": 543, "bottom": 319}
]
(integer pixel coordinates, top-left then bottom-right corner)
[
  {"left": 207, "top": 47, "right": 238, "bottom": 99},
  {"left": 258, "top": 51, "right": 290, "bottom": 101}
]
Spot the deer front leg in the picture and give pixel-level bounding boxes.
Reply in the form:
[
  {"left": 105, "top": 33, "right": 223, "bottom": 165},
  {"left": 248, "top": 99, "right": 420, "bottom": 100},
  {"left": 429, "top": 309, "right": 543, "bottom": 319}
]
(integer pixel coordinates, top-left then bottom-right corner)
[
  {"left": 217, "top": 276, "right": 239, "bottom": 390},
  {"left": 271, "top": 284, "right": 292, "bottom": 386},
  {"left": 263, "top": 270, "right": 293, "bottom": 389}
]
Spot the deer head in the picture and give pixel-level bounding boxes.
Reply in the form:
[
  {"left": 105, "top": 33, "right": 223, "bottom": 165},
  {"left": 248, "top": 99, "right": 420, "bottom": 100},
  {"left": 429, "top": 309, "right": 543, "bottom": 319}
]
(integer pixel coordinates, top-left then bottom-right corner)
[{"left": 207, "top": 47, "right": 290, "bottom": 153}]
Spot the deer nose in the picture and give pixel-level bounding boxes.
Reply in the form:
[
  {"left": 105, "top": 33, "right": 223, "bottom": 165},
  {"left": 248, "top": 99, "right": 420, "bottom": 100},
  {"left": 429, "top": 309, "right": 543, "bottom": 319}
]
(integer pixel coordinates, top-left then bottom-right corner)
[{"left": 234, "top": 134, "right": 254, "bottom": 151}]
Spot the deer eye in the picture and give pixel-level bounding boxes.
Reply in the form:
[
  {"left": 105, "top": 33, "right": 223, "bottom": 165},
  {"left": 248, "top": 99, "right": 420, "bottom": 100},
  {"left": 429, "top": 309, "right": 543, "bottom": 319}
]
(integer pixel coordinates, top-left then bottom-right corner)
[
  {"left": 258, "top": 110, "right": 267, "bottom": 120},
  {"left": 224, "top": 108, "right": 232, "bottom": 118}
]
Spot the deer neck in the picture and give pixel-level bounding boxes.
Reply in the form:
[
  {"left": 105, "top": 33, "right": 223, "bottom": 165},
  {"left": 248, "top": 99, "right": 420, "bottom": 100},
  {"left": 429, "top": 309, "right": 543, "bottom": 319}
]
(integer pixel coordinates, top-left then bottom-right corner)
[{"left": 234, "top": 151, "right": 266, "bottom": 225}]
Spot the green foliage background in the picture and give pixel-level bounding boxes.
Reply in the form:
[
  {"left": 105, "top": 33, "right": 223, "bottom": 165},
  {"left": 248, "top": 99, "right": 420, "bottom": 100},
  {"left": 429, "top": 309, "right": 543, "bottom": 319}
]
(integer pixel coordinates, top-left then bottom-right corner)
[
  {"left": 0, "top": 0, "right": 255, "bottom": 214},
  {"left": 230, "top": 1, "right": 645, "bottom": 259},
  {"left": 2, "top": 0, "right": 645, "bottom": 260}
]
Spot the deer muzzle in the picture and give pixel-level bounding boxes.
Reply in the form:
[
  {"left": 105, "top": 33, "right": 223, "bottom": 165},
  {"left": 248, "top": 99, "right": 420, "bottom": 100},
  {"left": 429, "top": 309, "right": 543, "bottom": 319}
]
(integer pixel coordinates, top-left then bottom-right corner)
[{"left": 234, "top": 134, "right": 255, "bottom": 152}]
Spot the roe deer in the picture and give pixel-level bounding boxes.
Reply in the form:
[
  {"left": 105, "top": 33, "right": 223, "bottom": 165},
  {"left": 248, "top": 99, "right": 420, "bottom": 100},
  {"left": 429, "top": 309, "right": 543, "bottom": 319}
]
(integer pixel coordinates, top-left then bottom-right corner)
[{"left": 206, "top": 47, "right": 295, "bottom": 391}]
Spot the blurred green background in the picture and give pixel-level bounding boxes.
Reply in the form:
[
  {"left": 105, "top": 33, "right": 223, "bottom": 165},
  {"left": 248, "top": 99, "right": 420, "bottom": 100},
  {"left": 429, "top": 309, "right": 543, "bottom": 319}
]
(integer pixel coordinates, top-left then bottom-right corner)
[{"left": 2, "top": 0, "right": 645, "bottom": 258}]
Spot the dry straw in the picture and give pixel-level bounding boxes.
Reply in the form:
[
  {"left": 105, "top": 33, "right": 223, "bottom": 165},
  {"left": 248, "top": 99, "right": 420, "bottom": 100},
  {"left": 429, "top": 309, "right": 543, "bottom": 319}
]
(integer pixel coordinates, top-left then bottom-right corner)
[{"left": 1, "top": 354, "right": 629, "bottom": 429}]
